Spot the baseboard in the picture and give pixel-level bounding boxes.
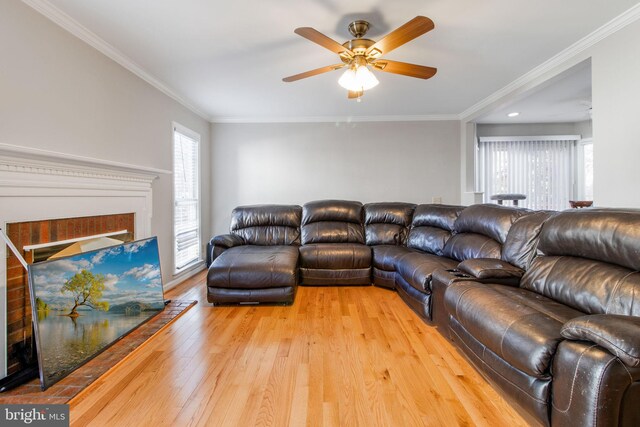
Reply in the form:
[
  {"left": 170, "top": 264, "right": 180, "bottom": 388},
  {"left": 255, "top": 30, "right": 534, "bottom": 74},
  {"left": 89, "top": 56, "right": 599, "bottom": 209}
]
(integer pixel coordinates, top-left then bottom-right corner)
[{"left": 164, "top": 262, "right": 205, "bottom": 291}]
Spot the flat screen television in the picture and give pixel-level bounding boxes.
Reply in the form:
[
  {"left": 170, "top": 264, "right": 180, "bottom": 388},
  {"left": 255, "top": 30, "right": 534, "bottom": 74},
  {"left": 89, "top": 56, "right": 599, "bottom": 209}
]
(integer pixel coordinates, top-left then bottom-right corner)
[{"left": 27, "top": 236, "right": 165, "bottom": 390}]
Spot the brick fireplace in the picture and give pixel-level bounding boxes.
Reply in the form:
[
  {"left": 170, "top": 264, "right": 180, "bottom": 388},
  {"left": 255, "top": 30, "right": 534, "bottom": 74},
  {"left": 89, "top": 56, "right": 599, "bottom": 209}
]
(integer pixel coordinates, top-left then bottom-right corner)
[
  {"left": 4, "top": 214, "right": 135, "bottom": 375},
  {"left": 0, "top": 143, "right": 166, "bottom": 379}
]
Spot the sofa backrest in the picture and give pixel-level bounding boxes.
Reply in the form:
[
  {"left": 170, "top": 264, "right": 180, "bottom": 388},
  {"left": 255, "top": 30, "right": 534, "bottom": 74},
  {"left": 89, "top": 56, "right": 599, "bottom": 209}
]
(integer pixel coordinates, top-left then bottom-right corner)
[
  {"left": 301, "top": 200, "right": 365, "bottom": 244},
  {"left": 230, "top": 204, "right": 302, "bottom": 245},
  {"left": 364, "top": 202, "right": 416, "bottom": 246},
  {"left": 502, "top": 211, "right": 556, "bottom": 270},
  {"left": 406, "top": 204, "right": 464, "bottom": 255},
  {"left": 521, "top": 209, "right": 640, "bottom": 316},
  {"left": 442, "top": 204, "right": 528, "bottom": 261}
]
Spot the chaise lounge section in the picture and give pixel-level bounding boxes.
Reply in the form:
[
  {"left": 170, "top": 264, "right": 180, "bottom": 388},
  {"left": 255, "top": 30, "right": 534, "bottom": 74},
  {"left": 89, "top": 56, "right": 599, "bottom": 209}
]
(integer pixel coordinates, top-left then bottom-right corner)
[{"left": 206, "top": 204, "right": 302, "bottom": 305}]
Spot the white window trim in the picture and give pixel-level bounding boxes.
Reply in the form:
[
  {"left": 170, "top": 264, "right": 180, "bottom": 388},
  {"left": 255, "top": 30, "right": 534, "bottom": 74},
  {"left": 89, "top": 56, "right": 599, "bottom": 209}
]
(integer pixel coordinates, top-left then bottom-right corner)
[
  {"left": 576, "top": 137, "right": 593, "bottom": 200},
  {"left": 172, "top": 122, "right": 202, "bottom": 275}
]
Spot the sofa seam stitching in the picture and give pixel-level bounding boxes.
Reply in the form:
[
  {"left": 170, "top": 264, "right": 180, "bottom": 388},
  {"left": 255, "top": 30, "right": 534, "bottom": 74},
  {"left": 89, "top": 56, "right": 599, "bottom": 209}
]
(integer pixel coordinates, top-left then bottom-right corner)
[
  {"left": 450, "top": 327, "right": 548, "bottom": 404},
  {"left": 603, "top": 271, "right": 636, "bottom": 314},
  {"left": 552, "top": 344, "right": 598, "bottom": 413}
]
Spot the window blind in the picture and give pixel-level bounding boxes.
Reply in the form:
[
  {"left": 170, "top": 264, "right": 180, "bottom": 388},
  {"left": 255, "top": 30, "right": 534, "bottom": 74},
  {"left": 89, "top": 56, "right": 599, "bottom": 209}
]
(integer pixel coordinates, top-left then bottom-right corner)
[
  {"left": 173, "top": 125, "right": 201, "bottom": 271},
  {"left": 478, "top": 136, "right": 577, "bottom": 211}
]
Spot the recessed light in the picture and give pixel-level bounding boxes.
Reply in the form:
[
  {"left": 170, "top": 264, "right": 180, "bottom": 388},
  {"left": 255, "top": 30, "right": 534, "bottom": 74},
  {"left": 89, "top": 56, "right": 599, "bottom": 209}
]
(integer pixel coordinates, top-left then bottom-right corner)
[{"left": 507, "top": 112, "right": 520, "bottom": 117}]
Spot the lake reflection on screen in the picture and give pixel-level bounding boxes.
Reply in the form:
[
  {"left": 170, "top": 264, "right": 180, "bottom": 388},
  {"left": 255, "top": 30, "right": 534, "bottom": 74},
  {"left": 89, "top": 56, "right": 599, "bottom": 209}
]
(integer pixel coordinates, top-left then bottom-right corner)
[{"left": 37, "top": 308, "right": 162, "bottom": 385}]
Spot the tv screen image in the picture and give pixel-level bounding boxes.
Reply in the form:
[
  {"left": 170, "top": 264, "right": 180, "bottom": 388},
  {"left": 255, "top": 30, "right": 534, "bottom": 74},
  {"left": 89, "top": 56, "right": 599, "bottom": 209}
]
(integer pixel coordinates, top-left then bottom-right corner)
[{"left": 27, "top": 237, "right": 165, "bottom": 389}]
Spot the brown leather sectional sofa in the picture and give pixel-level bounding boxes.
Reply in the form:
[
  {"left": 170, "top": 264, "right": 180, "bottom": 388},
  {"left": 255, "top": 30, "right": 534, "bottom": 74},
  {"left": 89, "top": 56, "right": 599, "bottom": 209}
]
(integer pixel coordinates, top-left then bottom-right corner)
[{"left": 206, "top": 199, "right": 640, "bottom": 427}]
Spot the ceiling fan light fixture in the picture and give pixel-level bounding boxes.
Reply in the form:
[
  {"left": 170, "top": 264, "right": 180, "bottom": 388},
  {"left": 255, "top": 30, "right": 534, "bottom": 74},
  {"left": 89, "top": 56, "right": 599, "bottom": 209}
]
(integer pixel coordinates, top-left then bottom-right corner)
[
  {"left": 338, "top": 64, "right": 378, "bottom": 92},
  {"left": 338, "top": 67, "right": 358, "bottom": 91},
  {"left": 356, "top": 65, "right": 379, "bottom": 90}
]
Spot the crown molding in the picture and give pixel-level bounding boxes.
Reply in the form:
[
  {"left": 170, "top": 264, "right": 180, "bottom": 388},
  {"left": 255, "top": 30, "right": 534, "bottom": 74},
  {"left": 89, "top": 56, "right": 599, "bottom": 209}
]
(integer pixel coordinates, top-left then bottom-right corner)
[
  {"left": 21, "top": 0, "right": 210, "bottom": 122},
  {"left": 459, "top": 3, "right": 640, "bottom": 121},
  {"left": 211, "top": 114, "right": 461, "bottom": 124}
]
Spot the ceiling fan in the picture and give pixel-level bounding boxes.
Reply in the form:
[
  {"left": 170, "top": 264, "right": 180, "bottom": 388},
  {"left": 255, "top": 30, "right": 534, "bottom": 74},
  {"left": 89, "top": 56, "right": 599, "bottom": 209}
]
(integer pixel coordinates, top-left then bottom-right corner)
[{"left": 283, "top": 16, "right": 437, "bottom": 100}]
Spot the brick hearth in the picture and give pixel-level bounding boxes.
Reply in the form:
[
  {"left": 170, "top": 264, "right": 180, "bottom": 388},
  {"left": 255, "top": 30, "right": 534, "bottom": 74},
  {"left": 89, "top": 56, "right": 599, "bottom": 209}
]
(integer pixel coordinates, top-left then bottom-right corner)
[{"left": 0, "top": 300, "right": 196, "bottom": 403}]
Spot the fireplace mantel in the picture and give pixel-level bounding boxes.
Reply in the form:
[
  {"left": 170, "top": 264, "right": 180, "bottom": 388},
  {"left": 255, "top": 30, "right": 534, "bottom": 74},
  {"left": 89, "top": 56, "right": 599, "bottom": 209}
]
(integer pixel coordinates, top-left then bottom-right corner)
[{"left": 0, "top": 142, "right": 171, "bottom": 377}]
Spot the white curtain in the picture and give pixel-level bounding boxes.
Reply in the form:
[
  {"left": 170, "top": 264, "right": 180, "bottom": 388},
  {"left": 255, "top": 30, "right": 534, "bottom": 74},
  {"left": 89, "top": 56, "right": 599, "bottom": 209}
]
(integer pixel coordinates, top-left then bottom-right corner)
[{"left": 478, "top": 136, "right": 577, "bottom": 211}]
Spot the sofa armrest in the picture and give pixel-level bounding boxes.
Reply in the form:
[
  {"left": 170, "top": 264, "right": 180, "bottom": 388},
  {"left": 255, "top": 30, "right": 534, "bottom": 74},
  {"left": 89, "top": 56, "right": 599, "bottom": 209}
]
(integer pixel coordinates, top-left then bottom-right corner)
[
  {"left": 211, "top": 234, "right": 244, "bottom": 249},
  {"left": 457, "top": 258, "right": 524, "bottom": 281},
  {"left": 551, "top": 340, "right": 640, "bottom": 426},
  {"left": 431, "top": 269, "right": 477, "bottom": 330},
  {"left": 561, "top": 314, "right": 640, "bottom": 368},
  {"left": 206, "top": 234, "right": 245, "bottom": 267}
]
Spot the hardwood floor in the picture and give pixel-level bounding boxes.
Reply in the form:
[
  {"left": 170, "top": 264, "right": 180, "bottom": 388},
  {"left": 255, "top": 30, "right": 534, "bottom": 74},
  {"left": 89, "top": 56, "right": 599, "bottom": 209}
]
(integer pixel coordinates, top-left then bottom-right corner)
[{"left": 69, "top": 271, "right": 530, "bottom": 426}]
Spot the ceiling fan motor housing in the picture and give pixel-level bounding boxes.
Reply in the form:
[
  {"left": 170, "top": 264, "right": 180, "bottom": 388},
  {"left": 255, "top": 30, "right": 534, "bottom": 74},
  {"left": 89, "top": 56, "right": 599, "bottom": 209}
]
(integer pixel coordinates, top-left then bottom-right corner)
[
  {"left": 348, "top": 20, "right": 370, "bottom": 38},
  {"left": 340, "top": 38, "right": 375, "bottom": 63}
]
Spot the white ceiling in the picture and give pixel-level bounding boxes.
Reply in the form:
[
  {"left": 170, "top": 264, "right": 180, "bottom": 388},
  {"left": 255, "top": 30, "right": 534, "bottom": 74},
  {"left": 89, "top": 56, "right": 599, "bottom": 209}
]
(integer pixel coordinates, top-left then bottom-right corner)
[
  {"left": 37, "top": 0, "right": 639, "bottom": 122},
  {"left": 476, "top": 59, "right": 592, "bottom": 124}
]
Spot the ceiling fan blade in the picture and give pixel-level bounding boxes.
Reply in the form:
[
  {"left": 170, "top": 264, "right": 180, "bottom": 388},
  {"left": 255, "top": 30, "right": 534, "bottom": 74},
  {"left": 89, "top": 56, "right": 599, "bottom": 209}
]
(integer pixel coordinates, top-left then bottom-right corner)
[
  {"left": 282, "top": 64, "right": 346, "bottom": 82},
  {"left": 348, "top": 90, "right": 363, "bottom": 99},
  {"left": 366, "top": 16, "right": 434, "bottom": 57},
  {"left": 294, "top": 27, "right": 354, "bottom": 57},
  {"left": 372, "top": 60, "right": 437, "bottom": 79}
]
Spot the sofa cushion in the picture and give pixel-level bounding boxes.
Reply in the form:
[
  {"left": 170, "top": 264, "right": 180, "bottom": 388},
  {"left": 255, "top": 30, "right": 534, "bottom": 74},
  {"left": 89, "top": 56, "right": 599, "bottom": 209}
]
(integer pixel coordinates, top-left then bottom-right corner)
[
  {"left": 521, "top": 256, "right": 640, "bottom": 316},
  {"left": 406, "top": 204, "right": 464, "bottom": 255},
  {"left": 453, "top": 204, "right": 529, "bottom": 244},
  {"left": 445, "top": 282, "right": 583, "bottom": 378},
  {"left": 299, "top": 243, "right": 371, "bottom": 269},
  {"left": 538, "top": 209, "right": 640, "bottom": 271},
  {"left": 502, "top": 211, "right": 555, "bottom": 270},
  {"left": 364, "top": 202, "right": 415, "bottom": 245},
  {"left": 207, "top": 245, "right": 299, "bottom": 289},
  {"left": 411, "top": 204, "right": 463, "bottom": 231},
  {"left": 440, "top": 204, "right": 527, "bottom": 262},
  {"left": 302, "top": 199, "right": 363, "bottom": 225},
  {"left": 230, "top": 204, "right": 302, "bottom": 245},
  {"left": 372, "top": 245, "right": 412, "bottom": 271},
  {"left": 396, "top": 252, "right": 458, "bottom": 292},
  {"left": 441, "top": 233, "right": 502, "bottom": 261},
  {"left": 301, "top": 200, "right": 365, "bottom": 244},
  {"left": 301, "top": 222, "right": 365, "bottom": 245}
]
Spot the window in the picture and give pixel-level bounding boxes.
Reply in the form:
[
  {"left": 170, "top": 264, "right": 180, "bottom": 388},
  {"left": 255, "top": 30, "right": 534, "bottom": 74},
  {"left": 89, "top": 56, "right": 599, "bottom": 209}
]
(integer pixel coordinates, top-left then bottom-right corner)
[
  {"left": 577, "top": 138, "right": 593, "bottom": 200},
  {"left": 173, "top": 123, "right": 201, "bottom": 272},
  {"left": 478, "top": 136, "right": 578, "bottom": 211}
]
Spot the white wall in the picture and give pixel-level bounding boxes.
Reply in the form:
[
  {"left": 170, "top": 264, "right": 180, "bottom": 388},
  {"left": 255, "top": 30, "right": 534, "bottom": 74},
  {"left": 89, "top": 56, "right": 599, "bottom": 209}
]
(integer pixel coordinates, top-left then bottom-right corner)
[
  {"left": 591, "top": 21, "right": 640, "bottom": 208},
  {"left": 0, "top": 0, "right": 211, "bottom": 285},
  {"left": 210, "top": 121, "right": 460, "bottom": 234}
]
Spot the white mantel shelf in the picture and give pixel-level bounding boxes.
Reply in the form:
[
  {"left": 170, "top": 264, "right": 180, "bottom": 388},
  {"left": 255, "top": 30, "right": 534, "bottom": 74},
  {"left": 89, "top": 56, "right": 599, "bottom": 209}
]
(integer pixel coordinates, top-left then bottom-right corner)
[{"left": 0, "top": 143, "right": 171, "bottom": 181}]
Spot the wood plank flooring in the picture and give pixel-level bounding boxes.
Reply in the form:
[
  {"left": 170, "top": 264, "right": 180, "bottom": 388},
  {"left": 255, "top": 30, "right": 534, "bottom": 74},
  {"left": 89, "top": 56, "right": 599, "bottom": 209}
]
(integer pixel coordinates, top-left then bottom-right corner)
[{"left": 69, "top": 271, "right": 530, "bottom": 426}]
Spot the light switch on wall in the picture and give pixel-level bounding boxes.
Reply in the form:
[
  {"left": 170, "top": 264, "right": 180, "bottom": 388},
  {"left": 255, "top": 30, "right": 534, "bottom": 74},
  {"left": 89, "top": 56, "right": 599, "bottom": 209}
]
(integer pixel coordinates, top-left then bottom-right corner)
[{"left": 432, "top": 196, "right": 442, "bottom": 204}]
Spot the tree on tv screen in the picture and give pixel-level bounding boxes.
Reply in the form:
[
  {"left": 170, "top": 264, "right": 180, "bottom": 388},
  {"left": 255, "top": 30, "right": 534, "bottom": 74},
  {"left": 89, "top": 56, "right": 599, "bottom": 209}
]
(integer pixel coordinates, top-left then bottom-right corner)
[{"left": 61, "top": 269, "right": 109, "bottom": 317}]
